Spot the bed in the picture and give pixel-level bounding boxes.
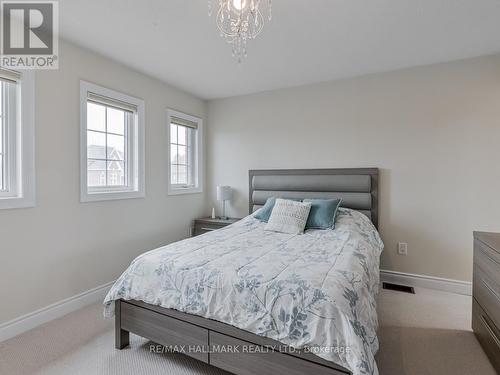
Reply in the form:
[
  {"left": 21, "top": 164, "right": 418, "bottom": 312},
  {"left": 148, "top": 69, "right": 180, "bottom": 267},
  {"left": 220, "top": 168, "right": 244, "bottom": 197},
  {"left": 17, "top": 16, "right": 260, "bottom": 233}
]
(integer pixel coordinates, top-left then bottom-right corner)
[{"left": 104, "top": 168, "right": 383, "bottom": 375}]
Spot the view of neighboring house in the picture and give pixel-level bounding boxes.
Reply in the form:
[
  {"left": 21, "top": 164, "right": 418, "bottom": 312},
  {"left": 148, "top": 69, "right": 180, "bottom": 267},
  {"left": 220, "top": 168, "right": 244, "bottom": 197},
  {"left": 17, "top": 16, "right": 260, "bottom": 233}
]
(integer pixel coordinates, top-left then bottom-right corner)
[{"left": 87, "top": 145, "right": 125, "bottom": 187}]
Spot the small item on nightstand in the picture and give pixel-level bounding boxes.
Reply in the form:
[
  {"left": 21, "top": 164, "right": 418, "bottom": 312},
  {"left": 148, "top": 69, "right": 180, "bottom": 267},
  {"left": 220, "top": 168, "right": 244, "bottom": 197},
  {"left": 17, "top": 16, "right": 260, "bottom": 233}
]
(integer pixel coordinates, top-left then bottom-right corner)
[{"left": 211, "top": 207, "right": 216, "bottom": 219}]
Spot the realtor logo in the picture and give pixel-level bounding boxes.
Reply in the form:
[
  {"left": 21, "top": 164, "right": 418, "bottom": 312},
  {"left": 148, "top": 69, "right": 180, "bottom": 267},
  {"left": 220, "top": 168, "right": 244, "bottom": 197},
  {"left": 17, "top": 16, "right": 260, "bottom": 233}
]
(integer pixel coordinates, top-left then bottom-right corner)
[{"left": 1, "top": 1, "right": 59, "bottom": 69}]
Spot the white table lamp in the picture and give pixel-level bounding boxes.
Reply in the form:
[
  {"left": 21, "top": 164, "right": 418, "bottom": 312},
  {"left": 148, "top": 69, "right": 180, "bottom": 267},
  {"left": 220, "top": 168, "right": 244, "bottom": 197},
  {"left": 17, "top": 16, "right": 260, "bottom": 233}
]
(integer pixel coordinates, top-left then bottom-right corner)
[{"left": 217, "top": 186, "right": 232, "bottom": 220}]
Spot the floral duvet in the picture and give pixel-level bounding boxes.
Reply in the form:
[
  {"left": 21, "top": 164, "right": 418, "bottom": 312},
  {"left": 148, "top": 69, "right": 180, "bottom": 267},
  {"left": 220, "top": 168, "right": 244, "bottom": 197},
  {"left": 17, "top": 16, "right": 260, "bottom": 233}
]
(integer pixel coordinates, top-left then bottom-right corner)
[{"left": 104, "top": 208, "right": 384, "bottom": 375}]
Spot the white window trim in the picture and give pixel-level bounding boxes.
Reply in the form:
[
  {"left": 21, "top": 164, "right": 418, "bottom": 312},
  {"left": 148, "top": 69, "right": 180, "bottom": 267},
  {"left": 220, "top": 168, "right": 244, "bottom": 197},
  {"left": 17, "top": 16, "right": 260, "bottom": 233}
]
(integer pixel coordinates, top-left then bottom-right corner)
[
  {"left": 0, "top": 71, "right": 35, "bottom": 210},
  {"left": 167, "top": 109, "right": 203, "bottom": 195},
  {"left": 80, "top": 81, "right": 145, "bottom": 202}
]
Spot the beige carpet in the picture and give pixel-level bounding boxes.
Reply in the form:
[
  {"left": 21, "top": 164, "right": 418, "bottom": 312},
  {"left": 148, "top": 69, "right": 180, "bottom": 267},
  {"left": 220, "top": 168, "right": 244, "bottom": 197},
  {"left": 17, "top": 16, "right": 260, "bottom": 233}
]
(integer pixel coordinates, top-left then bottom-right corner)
[{"left": 0, "top": 287, "right": 496, "bottom": 375}]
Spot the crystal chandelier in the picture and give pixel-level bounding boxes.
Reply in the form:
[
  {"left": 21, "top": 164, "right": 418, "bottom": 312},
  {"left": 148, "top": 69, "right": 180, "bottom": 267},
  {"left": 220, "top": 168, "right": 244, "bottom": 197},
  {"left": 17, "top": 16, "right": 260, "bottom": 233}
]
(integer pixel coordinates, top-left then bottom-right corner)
[{"left": 208, "top": 0, "right": 272, "bottom": 62}]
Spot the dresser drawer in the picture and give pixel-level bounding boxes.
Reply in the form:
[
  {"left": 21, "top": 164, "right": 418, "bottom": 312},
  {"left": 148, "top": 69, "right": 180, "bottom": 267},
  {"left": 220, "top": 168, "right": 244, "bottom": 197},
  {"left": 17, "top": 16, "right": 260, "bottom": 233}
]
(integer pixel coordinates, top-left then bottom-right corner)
[
  {"left": 474, "top": 239, "right": 500, "bottom": 329},
  {"left": 121, "top": 302, "right": 209, "bottom": 362},
  {"left": 473, "top": 271, "right": 500, "bottom": 330},
  {"left": 209, "top": 332, "right": 348, "bottom": 375},
  {"left": 474, "top": 239, "right": 500, "bottom": 282},
  {"left": 472, "top": 298, "right": 500, "bottom": 373}
]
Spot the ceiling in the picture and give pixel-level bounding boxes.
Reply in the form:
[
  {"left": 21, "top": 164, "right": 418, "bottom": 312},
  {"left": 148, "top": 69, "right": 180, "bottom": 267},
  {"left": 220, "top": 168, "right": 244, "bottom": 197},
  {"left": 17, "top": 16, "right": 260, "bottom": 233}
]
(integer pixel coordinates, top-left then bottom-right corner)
[{"left": 60, "top": 0, "right": 500, "bottom": 100}]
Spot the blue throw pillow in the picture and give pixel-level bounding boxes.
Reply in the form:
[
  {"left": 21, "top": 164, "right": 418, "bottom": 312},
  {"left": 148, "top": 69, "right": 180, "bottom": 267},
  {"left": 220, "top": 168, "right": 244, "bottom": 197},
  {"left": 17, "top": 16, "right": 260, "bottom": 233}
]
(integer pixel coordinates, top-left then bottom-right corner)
[
  {"left": 303, "top": 198, "right": 342, "bottom": 230},
  {"left": 254, "top": 197, "right": 276, "bottom": 222}
]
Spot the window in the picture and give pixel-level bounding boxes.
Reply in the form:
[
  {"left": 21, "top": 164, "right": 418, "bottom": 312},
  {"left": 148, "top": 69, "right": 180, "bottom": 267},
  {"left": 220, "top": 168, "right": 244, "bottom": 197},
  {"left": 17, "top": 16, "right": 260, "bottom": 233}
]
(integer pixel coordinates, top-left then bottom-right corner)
[
  {"left": 167, "top": 110, "right": 203, "bottom": 195},
  {"left": 0, "top": 69, "right": 35, "bottom": 210},
  {"left": 80, "top": 81, "right": 145, "bottom": 202},
  {"left": 0, "top": 79, "right": 7, "bottom": 193}
]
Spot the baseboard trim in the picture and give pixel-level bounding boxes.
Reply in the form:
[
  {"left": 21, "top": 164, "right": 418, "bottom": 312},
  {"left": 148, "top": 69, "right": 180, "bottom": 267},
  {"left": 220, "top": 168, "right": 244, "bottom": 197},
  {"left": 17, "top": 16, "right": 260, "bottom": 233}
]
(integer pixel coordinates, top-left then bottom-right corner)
[
  {"left": 0, "top": 280, "right": 115, "bottom": 342},
  {"left": 380, "top": 269, "right": 472, "bottom": 296},
  {"left": 0, "top": 271, "right": 472, "bottom": 342}
]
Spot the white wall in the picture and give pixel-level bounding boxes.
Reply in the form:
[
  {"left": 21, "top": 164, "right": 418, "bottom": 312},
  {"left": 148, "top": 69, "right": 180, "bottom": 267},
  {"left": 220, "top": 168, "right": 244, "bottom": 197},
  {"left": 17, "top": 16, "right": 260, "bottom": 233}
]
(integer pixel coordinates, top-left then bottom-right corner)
[
  {"left": 207, "top": 54, "right": 500, "bottom": 282},
  {"left": 0, "top": 41, "right": 207, "bottom": 324},
  {"left": 2, "top": 44, "right": 499, "bottom": 326}
]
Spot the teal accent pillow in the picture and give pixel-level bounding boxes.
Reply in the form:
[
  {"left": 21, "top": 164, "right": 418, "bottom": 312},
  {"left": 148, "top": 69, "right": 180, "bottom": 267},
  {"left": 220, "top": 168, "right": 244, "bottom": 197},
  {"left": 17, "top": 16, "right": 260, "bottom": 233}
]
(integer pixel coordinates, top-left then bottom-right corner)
[
  {"left": 304, "top": 198, "right": 342, "bottom": 230},
  {"left": 254, "top": 197, "right": 276, "bottom": 222}
]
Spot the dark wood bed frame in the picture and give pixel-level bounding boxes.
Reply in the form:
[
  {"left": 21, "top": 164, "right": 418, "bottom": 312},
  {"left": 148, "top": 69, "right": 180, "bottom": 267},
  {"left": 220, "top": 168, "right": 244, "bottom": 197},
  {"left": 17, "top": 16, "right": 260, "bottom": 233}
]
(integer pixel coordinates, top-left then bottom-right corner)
[{"left": 115, "top": 168, "right": 379, "bottom": 375}]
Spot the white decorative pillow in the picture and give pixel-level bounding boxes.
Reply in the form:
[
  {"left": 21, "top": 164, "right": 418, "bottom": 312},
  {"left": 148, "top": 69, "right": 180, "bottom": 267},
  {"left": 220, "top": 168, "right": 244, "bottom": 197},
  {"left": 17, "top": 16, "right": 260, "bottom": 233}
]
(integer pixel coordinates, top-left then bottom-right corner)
[{"left": 265, "top": 199, "right": 312, "bottom": 234}]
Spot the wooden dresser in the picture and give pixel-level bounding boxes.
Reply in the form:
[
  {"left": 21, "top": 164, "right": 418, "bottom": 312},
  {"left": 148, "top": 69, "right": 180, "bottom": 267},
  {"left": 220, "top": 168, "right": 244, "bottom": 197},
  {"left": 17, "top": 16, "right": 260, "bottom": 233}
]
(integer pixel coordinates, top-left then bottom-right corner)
[{"left": 473, "top": 231, "right": 500, "bottom": 373}]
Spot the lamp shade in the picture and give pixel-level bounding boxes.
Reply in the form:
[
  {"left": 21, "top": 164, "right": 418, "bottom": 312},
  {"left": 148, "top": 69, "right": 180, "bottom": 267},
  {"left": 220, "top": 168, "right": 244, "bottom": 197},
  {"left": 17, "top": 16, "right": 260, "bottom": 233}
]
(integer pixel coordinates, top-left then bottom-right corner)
[{"left": 217, "top": 186, "right": 232, "bottom": 201}]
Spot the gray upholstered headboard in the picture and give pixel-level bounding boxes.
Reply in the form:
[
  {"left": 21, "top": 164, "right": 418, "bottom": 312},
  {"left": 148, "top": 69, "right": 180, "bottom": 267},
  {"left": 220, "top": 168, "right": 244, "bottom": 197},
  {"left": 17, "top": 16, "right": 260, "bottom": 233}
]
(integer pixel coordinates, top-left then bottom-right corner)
[{"left": 249, "top": 168, "right": 379, "bottom": 228}]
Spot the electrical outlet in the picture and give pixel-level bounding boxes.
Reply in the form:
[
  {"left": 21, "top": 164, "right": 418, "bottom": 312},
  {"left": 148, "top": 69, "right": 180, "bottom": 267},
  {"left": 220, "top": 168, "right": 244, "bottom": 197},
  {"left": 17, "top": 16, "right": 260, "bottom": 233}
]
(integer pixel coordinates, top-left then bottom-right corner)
[{"left": 397, "top": 242, "right": 408, "bottom": 256}]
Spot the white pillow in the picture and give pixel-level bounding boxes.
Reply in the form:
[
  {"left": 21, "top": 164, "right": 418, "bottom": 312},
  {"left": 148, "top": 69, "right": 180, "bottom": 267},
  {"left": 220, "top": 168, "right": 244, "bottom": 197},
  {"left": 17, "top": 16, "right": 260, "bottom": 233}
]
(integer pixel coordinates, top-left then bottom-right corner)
[{"left": 265, "top": 199, "right": 312, "bottom": 234}]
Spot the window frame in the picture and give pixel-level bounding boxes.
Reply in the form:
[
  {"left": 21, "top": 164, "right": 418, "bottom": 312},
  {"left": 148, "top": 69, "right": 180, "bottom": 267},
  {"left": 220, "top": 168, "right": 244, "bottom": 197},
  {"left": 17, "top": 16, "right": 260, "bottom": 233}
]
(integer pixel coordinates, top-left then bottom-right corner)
[
  {"left": 167, "top": 109, "right": 203, "bottom": 196},
  {"left": 0, "top": 81, "right": 17, "bottom": 196},
  {"left": 80, "top": 81, "right": 145, "bottom": 202},
  {"left": 0, "top": 70, "right": 35, "bottom": 210}
]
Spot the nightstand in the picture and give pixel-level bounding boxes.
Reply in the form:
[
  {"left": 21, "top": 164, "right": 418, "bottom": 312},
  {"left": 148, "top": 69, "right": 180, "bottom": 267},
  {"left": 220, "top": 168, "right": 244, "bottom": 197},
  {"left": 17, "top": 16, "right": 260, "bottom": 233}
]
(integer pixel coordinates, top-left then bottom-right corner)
[{"left": 192, "top": 217, "right": 240, "bottom": 237}]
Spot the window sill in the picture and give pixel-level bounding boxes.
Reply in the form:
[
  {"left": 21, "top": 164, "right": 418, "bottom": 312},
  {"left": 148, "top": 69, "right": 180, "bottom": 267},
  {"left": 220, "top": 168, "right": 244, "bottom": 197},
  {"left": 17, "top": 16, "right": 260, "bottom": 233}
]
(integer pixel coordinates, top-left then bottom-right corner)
[
  {"left": 81, "top": 189, "right": 145, "bottom": 203},
  {"left": 167, "top": 186, "right": 203, "bottom": 196},
  {"left": 0, "top": 196, "right": 35, "bottom": 210}
]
